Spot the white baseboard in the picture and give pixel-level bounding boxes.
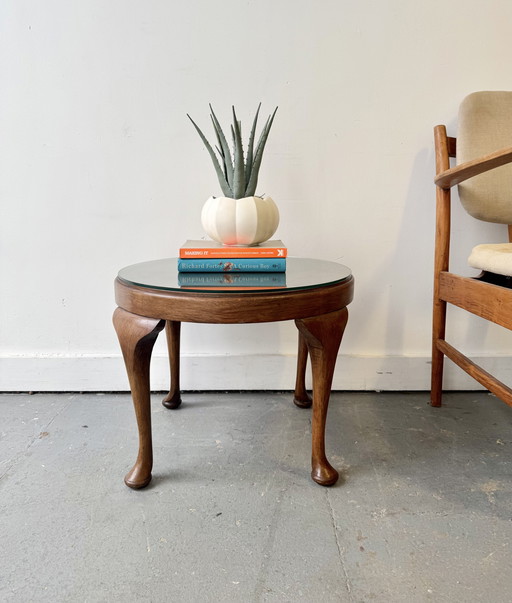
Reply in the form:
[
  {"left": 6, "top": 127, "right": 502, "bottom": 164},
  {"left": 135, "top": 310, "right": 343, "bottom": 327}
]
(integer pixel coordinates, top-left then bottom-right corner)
[{"left": 1, "top": 353, "right": 511, "bottom": 392}]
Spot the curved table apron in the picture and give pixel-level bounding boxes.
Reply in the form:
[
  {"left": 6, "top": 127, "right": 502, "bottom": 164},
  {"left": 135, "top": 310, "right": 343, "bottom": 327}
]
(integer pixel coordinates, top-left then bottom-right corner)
[{"left": 113, "top": 258, "right": 354, "bottom": 489}]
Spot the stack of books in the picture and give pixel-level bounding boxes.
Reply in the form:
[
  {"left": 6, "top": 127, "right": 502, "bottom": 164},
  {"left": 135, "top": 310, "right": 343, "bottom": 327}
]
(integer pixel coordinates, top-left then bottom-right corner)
[{"left": 177, "top": 239, "right": 287, "bottom": 289}]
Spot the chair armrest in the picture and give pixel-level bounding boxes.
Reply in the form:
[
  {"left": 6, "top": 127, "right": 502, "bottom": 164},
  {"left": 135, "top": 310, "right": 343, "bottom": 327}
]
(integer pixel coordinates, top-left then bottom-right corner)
[{"left": 435, "top": 146, "right": 512, "bottom": 189}]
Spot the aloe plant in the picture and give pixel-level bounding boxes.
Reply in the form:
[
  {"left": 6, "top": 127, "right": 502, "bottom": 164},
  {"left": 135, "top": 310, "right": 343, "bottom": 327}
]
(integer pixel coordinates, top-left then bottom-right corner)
[{"left": 187, "top": 104, "right": 278, "bottom": 199}]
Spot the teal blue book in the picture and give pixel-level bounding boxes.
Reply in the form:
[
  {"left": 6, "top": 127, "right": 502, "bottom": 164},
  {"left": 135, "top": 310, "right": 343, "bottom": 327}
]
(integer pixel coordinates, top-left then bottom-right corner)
[
  {"left": 177, "top": 258, "right": 286, "bottom": 273},
  {"left": 178, "top": 272, "right": 287, "bottom": 288}
]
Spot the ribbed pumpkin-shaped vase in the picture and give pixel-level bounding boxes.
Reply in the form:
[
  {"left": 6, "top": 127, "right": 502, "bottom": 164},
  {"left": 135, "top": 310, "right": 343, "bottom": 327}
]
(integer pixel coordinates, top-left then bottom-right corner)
[{"left": 201, "top": 196, "right": 279, "bottom": 246}]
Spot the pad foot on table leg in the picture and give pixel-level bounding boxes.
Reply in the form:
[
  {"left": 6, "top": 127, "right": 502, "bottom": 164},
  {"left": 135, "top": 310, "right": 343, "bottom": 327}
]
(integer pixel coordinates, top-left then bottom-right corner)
[
  {"left": 162, "top": 391, "right": 182, "bottom": 409},
  {"left": 311, "top": 460, "right": 339, "bottom": 486},
  {"left": 293, "top": 393, "right": 313, "bottom": 409},
  {"left": 124, "top": 466, "right": 152, "bottom": 490}
]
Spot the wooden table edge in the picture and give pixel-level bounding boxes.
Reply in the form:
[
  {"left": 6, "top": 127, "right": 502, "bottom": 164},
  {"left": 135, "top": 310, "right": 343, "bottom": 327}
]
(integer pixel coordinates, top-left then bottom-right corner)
[{"left": 114, "top": 275, "right": 354, "bottom": 324}]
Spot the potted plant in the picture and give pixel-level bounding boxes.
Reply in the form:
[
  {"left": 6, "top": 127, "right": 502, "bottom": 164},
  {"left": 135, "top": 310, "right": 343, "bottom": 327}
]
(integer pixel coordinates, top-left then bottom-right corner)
[{"left": 187, "top": 104, "right": 279, "bottom": 246}]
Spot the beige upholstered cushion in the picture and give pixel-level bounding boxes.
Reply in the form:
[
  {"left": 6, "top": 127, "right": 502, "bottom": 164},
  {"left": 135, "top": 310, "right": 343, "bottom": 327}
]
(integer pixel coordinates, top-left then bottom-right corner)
[
  {"left": 458, "top": 91, "right": 512, "bottom": 223},
  {"left": 468, "top": 243, "right": 512, "bottom": 276}
]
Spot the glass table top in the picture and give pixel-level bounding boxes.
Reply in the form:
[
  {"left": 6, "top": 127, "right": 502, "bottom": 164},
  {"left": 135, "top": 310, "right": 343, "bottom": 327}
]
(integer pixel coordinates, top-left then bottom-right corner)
[{"left": 118, "top": 258, "right": 351, "bottom": 294}]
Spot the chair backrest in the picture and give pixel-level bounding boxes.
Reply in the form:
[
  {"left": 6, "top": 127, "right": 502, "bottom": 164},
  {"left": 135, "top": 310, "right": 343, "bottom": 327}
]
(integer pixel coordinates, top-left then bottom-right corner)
[{"left": 458, "top": 91, "right": 512, "bottom": 223}]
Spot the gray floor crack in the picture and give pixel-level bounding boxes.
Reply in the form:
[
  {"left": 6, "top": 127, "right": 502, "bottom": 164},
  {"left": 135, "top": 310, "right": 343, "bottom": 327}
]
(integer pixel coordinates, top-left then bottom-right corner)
[{"left": 325, "top": 489, "right": 353, "bottom": 600}]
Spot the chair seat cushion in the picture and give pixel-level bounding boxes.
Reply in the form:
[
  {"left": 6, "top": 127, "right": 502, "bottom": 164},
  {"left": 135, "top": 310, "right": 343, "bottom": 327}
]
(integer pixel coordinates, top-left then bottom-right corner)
[{"left": 468, "top": 243, "right": 512, "bottom": 276}]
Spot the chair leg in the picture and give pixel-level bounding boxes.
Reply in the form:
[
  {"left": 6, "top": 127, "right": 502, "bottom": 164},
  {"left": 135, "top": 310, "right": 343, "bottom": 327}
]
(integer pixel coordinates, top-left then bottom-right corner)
[{"left": 431, "top": 299, "right": 446, "bottom": 407}]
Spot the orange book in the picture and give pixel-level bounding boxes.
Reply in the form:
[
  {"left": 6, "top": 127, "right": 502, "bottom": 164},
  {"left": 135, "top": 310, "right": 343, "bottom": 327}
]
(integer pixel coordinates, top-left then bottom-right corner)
[{"left": 179, "top": 239, "right": 287, "bottom": 259}]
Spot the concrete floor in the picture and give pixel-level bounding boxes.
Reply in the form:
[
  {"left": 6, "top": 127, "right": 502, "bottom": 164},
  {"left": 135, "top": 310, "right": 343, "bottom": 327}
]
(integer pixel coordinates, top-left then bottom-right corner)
[{"left": 1, "top": 391, "right": 512, "bottom": 602}]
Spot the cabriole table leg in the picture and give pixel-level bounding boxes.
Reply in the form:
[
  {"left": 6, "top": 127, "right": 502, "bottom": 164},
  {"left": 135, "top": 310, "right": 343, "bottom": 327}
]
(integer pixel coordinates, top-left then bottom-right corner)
[
  {"left": 113, "top": 308, "right": 165, "bottom": 489},
  {"left": 295, "top": 308, "right": 349, "bottom": 486},
  {"left": 293, "top": 331, "right": 312, "bottom": 408},
  {"left": 162, "top": 320, "right": 182, "bottom": 409}
]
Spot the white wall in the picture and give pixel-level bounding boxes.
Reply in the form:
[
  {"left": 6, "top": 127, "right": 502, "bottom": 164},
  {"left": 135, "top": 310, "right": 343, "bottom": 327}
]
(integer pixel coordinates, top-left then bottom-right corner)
[{"left": 2, "top": 0, "right": 512, "bottom": 391}]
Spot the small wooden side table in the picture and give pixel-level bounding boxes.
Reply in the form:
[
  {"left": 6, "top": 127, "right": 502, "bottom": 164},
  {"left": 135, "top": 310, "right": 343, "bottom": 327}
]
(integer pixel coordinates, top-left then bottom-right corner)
[{"left": 113, "top": 258, "right": 354, "bottom": 489}]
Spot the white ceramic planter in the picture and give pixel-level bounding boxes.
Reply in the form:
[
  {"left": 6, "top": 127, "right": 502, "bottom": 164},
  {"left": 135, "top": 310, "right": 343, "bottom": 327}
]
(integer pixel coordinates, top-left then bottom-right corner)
[{"left": 201, "top": 195, "right": 279, "bottom": 246}]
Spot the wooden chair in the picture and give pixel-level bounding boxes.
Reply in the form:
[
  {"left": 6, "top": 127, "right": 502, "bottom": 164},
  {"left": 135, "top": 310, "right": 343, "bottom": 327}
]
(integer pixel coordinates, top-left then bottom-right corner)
[{"left": 432, "top": 91, "right": 512, "bottom": 407}]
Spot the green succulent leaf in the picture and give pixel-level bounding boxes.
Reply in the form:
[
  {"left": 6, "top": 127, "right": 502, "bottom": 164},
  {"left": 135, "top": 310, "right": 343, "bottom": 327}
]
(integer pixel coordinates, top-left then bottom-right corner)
[
  {"left": 187, "top": 114, "right": 233, "bottom": 197},
  {"left": 214, "top": 144, "right": 228, "bottom": 182},
  {"left": 245, "top": 103, "right": 261, "bottom": 188},
  {"left": 230, "top": 124, "right": 236, "bottom": 157},
  {"left": 232, "top": 107, "right": 246, "bottom": 199},
  {"left": 209, "top": 105, "right": 234, "bottom": 189},
  {"left": 244, "top": 106, "right": 278, "bottom": 197}
]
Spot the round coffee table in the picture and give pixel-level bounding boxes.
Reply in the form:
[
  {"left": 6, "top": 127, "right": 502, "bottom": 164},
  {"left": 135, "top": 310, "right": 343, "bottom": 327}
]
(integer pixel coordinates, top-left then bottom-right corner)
[{"left": 113, "top": 258, "right": 354, "bottom": 489}]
